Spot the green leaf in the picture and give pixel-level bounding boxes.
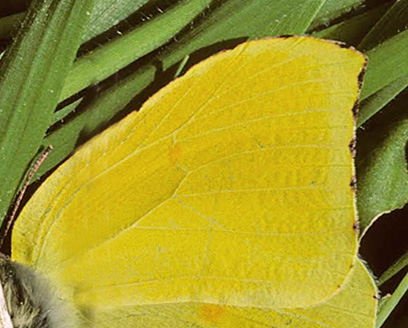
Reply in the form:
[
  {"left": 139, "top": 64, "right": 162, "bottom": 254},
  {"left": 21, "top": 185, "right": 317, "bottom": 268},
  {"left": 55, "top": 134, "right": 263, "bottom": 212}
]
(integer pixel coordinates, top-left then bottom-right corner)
[
  {"left": 313, "top": 3, "right": 389, "bottom": 45},
  {"left": 362, "top": 29, "right": 408, "bottom": 100},
  {"left": 358, "top": 74, "right": 408, "bottom": 126},
  {"left": 0, "top": 12, "right": 24, "bottom": 39},
  {"left": 0, "top": 0, "right": 150, "bottom": 41},
  {"left": 355, "top": 0, "right": 408, "bottom": 126},
  {"left": 309, "top": 0, "right": 365, "bottom": 30},
  {"left": 359, "top": 0, "right": 408, "bottom": 51},
  {"left": 37, "top": 0, "right": 326, "bottom": 179},
  {"left": 0, "top": 0, "right": 94, "bottom": 221},
  {"left": 151, "top": 0, "right": 326, "bottom": 72},
  {"left": 357, "top": 94, "right": 408, "bottom": 231},
  {"left": 83, "top": 0, "right": 149, "bottom": 42},
  {"left": 378, "top": 251, "right": 408, "bottom": 285},
  {"left": 356, "top": 11, "right": 408, "bottom": 229},
  {"left": 60, "top": 0, "right": 212, "bottom": 102},
  {"left": 376, "top": 270, "right": 408, "bottom": 328},
  {"left": 51, "top": 98, "right": 83, "bottom": 125},
  {"left": 173, "top": 55, "right": 190, "bottom": 78}
]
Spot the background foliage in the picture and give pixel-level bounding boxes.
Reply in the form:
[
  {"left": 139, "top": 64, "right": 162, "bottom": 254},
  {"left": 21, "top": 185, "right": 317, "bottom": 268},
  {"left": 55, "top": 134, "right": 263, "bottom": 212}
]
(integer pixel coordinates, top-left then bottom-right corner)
[{"left": 0, "top": 0, "right": 408, "bottom": 326}]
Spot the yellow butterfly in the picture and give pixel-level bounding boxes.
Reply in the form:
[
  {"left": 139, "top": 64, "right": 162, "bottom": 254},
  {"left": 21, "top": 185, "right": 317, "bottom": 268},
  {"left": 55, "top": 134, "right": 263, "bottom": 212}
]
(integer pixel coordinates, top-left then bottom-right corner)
[{"left": 4, "top": 36, "right": 377, "bottom": 327}]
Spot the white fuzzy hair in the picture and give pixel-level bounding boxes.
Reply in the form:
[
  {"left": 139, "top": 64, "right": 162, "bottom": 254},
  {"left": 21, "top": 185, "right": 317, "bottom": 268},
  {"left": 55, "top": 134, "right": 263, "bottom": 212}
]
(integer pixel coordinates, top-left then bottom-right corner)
[{"left": 0, "top": 254, "right": 79, "bottom": 328}]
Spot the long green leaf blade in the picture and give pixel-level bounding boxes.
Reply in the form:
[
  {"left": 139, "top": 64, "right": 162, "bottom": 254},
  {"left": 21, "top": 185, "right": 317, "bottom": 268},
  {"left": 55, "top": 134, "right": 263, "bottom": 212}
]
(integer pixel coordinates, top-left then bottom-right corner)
[
  {"left": 60, "top": 0, "right": 212, "bottom": 102},
  {"left": 359, "top": 0, "right": 408, "bottom": 51},
  {"left": 309, "top": 0, "right": 364, "bottom": 30},
  {"left": 0, "top": 0, "right": 150, "bottom": 42},
  {"left": 3, "top": 0, "right": 350, "bottom": 43},
  {"left": 358, "top": 74, "right": 408, "bottom": 126},
  {"left": 0, "top": 0, "right": 94, "bottom": 221},
  {"left": 313, "top": 4, "right": 389, "bottom": 45},
  {"left": 378, "top": 251, "right": 408, "bottom": 285},
  {"left": 376, "top": 270, "right": 408, "bottom": 327},
  {"left": 83, "top": 0, "right": 149, "bottom": 42},
  {"left": 354, "top": 0, "right": 408, "bottom": 125},
  {"left": 357, "top": 101, "right": 408, "bottom": 230},
  {"left": 362, "top": 29, "right": 408, "bottom": 100}
]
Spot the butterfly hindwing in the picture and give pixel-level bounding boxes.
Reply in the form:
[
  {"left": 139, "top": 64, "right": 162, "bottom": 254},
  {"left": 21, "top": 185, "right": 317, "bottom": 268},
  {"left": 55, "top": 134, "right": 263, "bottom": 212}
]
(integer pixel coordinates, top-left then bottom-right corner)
[{"left": 90, "top": 260, "right": 378, "bottom": 328}]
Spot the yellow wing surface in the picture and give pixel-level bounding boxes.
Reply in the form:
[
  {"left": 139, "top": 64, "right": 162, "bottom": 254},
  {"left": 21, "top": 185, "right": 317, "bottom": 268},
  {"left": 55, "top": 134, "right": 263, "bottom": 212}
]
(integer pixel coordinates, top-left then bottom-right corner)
[
  {"left": 88, "top": 260, "right": 378, "bottom": 327},
  {"left": 12, "top": 37, "right": 365, "bottom": 316}
]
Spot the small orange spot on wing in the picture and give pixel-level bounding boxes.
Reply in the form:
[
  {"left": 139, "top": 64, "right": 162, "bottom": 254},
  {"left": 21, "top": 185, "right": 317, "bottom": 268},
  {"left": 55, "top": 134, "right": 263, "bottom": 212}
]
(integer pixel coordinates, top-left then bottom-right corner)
[
  {"left": 199, "top": 304, "right": 227, "bottom": 323},
  {"left": 169, "top": 144, "right": 183, "bottom": 164}
]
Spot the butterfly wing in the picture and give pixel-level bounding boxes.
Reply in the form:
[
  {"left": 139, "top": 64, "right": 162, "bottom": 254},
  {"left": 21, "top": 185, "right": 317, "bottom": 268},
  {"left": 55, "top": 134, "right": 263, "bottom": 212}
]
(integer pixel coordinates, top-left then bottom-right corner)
[
  {"left": 12, "top": 37, "right": 365, "bottom": 314},
  {"left": 88, "top": 260, "right": 378, "bottom": 328}
]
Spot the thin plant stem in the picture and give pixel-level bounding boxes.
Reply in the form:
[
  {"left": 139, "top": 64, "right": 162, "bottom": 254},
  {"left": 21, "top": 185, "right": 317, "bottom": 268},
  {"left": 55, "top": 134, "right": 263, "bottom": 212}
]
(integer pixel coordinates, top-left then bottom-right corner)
[
  {"left": 379, "top": 251, "right": 408, "bottom": 285},
  {"left": 376, "top": 270, "right": 408, "bottom": 327}
]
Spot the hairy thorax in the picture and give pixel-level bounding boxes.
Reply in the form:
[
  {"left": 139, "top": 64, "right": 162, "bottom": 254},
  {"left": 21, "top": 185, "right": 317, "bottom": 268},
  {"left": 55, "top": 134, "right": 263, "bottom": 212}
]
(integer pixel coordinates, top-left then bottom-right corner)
[{"left": 0, "top": 255, "right": 77, "bottom": 328}]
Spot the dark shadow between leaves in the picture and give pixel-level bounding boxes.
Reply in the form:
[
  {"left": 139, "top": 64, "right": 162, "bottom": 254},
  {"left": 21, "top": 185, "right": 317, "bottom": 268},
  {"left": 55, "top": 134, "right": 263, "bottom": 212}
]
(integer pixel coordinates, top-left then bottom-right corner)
[
  {"left": 311, "top": 0, "right": 395, "bottom": 33},
  {"left": 360, "top": 203, "right": 408, "bottom": 327}
]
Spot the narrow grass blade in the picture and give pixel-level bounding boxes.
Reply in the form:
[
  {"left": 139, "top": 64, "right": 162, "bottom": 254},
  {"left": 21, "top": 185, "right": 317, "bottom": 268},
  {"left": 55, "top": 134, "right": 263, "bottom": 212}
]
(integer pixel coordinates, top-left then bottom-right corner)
[
  {"left": 376, "top": 271, "right": 408, "bottom": 327},
  {"left": 313, "top": 4, "right": 389, "bottom": 45},
  {"left": 0, "top": 0, "right": 94, "bottom": 221},
  {"left": 0, "top": 0, "right": 149, "bottom": 42},
  {"left": 359, "top": 0, "right": 408, "bottom": 51},
  {"left": 309, "top": 0, "right": 365, "bottom": 30},
  {"left": 357, "top": 28, "right": 408, "bottom": 229},
  {"left": 362, "top": 29, "right": 408, "bottom": 100},
  {"left": 83, "top": 0, "right": 149, "bottom": 42},
  {"left": 60, "top": 0, "right": 212, "bottom": 102},
  {"left": 379, "top": 252, "right": 408, "bottom": 285},
  {"left": 354, "top": 0, "right": 408, "bottom": 125},
  {"left": 174, "top": 55, "right": 190, "bottom": 79},
  {"left": 52, "top": 98, "right": 84, "bottom": 125},
  {"left": 358, "top": 74, "right": 408, "bottom": 126},
  {"left": 357, "top": 96, "right": 408, "bottom": 231}
]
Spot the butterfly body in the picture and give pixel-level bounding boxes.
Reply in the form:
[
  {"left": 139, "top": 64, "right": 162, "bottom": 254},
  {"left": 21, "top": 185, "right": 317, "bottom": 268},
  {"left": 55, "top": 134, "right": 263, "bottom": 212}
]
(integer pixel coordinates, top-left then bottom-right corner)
[{"left": 0, "top": 255, "right": 77, "bottom": 328}]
